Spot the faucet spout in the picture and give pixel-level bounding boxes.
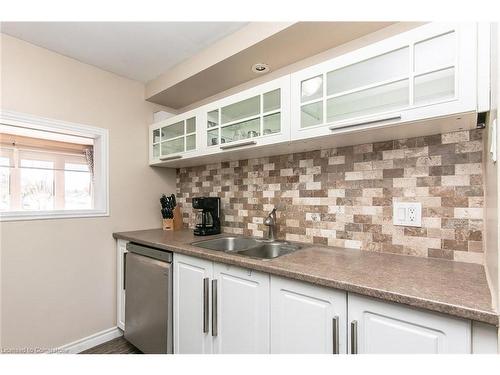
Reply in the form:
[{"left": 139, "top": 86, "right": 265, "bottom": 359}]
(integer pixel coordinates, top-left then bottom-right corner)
[{"left": 264, "top": 208, "right": 277, "bottom": 241}]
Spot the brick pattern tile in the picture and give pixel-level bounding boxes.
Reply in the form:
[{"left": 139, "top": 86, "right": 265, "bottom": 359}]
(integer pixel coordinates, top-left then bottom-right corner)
[{"left": 177, "top": 129, "right": 484, "bottom": 264}]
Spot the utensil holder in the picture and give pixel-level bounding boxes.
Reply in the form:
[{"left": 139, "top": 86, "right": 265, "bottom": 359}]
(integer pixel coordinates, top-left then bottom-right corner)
[
  {"left": 162, "top": 218, "right": 174, "bottom": 231},
  {"left": 162, "top": 206, "right": 183, "bottom": 231}
]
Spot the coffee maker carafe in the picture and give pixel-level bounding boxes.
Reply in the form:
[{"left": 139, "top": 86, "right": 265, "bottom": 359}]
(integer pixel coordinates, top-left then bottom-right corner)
[{"left": 192, "top": 197, "right": 221, "bottom": 236}]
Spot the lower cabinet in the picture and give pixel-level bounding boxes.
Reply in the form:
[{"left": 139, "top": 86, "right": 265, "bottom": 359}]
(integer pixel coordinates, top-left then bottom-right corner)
[
  {"left": 173, "top": 254, "right": 213, "bottom": 354},
  {"left": 347, "top": 294, "right": 471, "bottom": 354},
  {"left": 270, "top": 276, "right": 347, "bottom": 354},
  {"left": 121, "top": 249, "right": 497, "bottom": 354},
  {"left": 212, "top": 262, "right": 270, "bottom": 354},
  {"left": 173, "top": 253, "right": 270, "bottom": 354}
]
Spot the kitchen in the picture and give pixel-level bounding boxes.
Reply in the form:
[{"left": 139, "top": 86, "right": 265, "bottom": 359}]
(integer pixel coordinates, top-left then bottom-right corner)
[{"left": 0, "top": 1, "right": 499, "bottom": 373}]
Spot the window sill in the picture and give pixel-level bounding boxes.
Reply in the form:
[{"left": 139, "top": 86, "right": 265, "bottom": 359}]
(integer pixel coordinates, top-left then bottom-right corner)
[{"left": 0, "top": 209, "right": 109, "bottom": 222}]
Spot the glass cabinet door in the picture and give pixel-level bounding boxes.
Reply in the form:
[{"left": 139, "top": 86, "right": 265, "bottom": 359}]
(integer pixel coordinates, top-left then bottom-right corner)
[
  {"left": 159, "top": 116, "right": 197, "bottom": 157},
  {"left": 300, "top": 47, "right": 410, "bottom": 129},
  {"left": 162, "top": 120, "right": 184, "bottom": 140},
  {"left": 185, "top": 117, "right": 196, "bottom": 151},
  {"left": 221, "top": 118, "right": 260, "bottom": 143},
  {"left": 326, "top": 47, "right": 409, "bottom": 96},
  {"left": 162, "top": 137, "right": 184, "bottom": 155},
  {"left": 221, "top": 96, "right": 260, "bottom": 124},
  {"left": 296, "top": 26, "right": 459, "bottom": 130},
  {"left": 152, "top": 128, "right": 161, "bottom": 159},
  {"left": 206, "top": 88, "right": 282, "bottom": 146},
  {"left": 414, "top": 67, "right": 455, "bottom": 105},
  {"left": 413, "top": 32, "right": 456, "bottom": 105},
  {"left": 326, "top": 79, "right": 409, "bottom": 122}
]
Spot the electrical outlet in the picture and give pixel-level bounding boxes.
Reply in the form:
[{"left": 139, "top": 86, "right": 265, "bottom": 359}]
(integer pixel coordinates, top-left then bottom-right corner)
[{"left": 393, "top": 202, "right": 422, "bottom": 227}]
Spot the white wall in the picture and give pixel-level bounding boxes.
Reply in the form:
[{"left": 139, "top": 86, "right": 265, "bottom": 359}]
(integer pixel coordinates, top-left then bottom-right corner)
[{"left": 0, "top": 34, "right": 176, "bottom": 350}]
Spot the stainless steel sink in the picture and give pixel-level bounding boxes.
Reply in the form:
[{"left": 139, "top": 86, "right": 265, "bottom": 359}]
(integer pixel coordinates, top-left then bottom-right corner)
[
  {"left": 192, "top": 237, "right": 261, "bottom": 252},
  {"left": 236, "top": 242, "right": 302, "bottom": 260},
  {"left": 192, "top": 236, "right": 303, "bottom": 260}
]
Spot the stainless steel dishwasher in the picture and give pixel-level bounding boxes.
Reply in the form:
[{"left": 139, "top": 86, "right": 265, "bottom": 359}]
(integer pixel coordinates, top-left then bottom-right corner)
[{"left": 124, "top": 242, "right": 173, "bottom": 354}]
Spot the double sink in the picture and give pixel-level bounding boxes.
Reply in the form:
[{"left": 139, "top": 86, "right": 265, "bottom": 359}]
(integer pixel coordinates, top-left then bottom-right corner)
[{"left": 192, "top": 236, "right": 304, "bottom": 260}]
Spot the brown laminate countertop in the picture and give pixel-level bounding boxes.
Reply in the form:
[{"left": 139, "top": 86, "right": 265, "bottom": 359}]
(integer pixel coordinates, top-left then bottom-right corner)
[{"left": 113, "top": 228, "right": 499, "bottom": 326}]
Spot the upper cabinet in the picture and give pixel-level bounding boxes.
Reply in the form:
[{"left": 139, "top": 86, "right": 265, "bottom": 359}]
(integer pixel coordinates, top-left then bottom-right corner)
[
  {"left": 202, "top": 75, "right": 290, "bottom": 154},
  {"left": 150, "top": 23, "right": 486, "bottom": 168},
  {"left": 290, "top": 22, "right": 478, "bottom": 140},
  {"left": 149, "top": 109, "right": 200, "bottom": 165},
  {"left": 150, "top": 76, "right": 290, "bottom": 167}
]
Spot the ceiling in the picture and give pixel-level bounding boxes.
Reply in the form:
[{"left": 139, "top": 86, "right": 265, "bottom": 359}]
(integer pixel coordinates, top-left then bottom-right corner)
[{"left": 0, "top": 22, "right": 247, "bottom": 82}]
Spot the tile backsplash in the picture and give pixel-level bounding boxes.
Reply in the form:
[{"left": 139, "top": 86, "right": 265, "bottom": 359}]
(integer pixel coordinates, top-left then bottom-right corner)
[{"left": 177, "top": 129, "right": 484, "bottom": 264}]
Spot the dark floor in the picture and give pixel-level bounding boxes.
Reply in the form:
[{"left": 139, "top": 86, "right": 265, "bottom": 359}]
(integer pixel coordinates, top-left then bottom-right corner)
[{"left": 80, "top": 336, "right": 142, "bottom": 354}]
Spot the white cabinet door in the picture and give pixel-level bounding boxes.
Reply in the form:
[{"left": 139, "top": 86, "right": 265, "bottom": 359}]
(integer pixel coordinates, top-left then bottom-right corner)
[
  {"left": 472, "top": 322, "right": 499, "bottom": 354},
  {"left": 348, "top": 294, "right": 471, "bottom": 354},
  {"left": 270, "top": 276, "right": 347, "bottom": 354},
  {"left": 149, "top": 108, "right": 202, "bottom": 166},
  {"left": 173, "top": 253, "right": 213, "bottom": 354},
  {"left": 116, "top": 239, "right": 128, "bottom": 330},
  {"left": 212, "top": 263, "right": 270, "bottom": 354},
  {"left": 149, "top": 123, "right": 161, "bottom": 165},
  {"left": 291, "top": 22, "right": 477, "bottom": 141},
  {"left": 200, "top": 75, "right": 291, "bottom": 155}
]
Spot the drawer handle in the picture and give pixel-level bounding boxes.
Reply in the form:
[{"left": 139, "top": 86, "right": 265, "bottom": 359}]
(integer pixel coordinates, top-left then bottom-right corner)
[
  {"left": 332, "top": 316, "right": 339, "bottom": 354},
  {"left": 220, "top": 140, "right": 256, "bottom": 150},
  {"left": 329, "top": 114, "right": 402, "bottom": 132},
  {"left": 203, "top": 278, "right": 209, "bottom": 333},
  {"left": 351, "top": 320, "right": 358, "bottom": 354},
  {"left": 211, "top": 279, "right": 218, "bottom": 337},
  {"left": 160, "top": 154, "right": 183, "bottom": 161}
]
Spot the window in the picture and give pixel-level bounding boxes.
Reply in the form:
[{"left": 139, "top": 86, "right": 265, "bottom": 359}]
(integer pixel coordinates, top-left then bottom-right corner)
[
  {"left": 20, "top": 159, "right": 55, "bottom": 210},
  {"left": 64, "top": 163, "right": 92, "bottom": 209},
  {"left": 0, "top": 110, "right": 108, "bottom": 221},
  {"left": 0, "top": 156, "right": 10, "bottom": 210}
]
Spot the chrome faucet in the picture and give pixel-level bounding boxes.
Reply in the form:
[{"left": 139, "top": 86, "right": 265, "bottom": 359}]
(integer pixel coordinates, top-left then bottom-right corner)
[{"left": 264, "top": 208, "right": 277, "bottom": 242}]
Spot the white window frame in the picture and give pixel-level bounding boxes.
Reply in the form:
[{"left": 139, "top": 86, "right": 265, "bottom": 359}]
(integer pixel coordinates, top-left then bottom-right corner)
[{"left": 0, "top": 110, "right": 109, "bottom": 221}]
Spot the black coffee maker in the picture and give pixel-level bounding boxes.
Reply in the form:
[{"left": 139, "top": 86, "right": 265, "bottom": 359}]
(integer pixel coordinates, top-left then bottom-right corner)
[{"left": 192, "top": 197, "right": 221, "bottom": 236}]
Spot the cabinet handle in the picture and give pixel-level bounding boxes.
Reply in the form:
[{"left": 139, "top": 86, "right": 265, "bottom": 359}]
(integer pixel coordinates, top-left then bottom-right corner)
[
  {"left": 159, "top": 154, "right": 182, "bottom": 161},
  {"left": 122, "top": 252, "right": 127, "bottom": 290},
  {"left": 329, "top": 114, "right": 402, "bottom": 132},
  {"left": 220, "top": 140, "right": 256, "bottom": 150},
  {"left": 211, "top": 279, "right": 218, "bottom": 337},
  {"left": 203, "top": 278, "right": 209, "bottom": 334},
  {"left": 350, "top": 320, "right": 358, "bottom": 354},
  {"left": 332, "top": 316, "right": 339, "bottom": 354}
]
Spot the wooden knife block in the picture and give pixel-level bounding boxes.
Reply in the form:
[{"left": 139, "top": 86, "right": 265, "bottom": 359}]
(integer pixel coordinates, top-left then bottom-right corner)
[{"left": 162, "top": 206, "right": 183, "bottom": 231}]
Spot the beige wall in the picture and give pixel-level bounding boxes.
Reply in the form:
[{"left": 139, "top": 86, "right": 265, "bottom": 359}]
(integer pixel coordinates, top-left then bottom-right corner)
[
  {"left": 0, "top": 34, "right": 176, "bottom": 350},
  {"left": 484, "top": 23, "right": 499, "bottom": 313}
]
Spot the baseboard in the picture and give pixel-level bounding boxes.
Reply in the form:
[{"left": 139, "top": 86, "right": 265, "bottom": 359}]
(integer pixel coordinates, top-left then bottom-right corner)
[{"left": 57, "top": 326, "right": 123, "bottom": 354}]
